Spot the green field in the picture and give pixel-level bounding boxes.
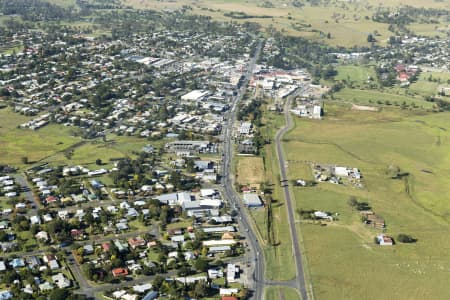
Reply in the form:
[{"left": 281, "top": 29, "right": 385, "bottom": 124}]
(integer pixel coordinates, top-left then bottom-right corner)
[
  {"left": 42, "top": 134, "right": 161, "bottom": 167},
  {"left": 283, "top": 103, "right": 450, "bottom": 299},
  {"left": 333, "top": 87, "right": 433, "bottom": 108},
  {"left": 265, "top": 286, "right": 301, "bottom": 300},
  {"left": 335, "top": 65, "right": 377, "bottom": 87},
  {"left": 0, "top": 108, "right": 81, "bottom": 166}
]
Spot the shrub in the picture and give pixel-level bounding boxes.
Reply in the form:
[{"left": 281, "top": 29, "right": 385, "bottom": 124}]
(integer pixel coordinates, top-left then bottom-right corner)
[{"left": 397, "top": 234, "right": 416, "bottom": 243}]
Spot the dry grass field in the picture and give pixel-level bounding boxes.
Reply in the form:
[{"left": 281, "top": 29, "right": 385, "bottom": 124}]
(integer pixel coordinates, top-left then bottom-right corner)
[
  {"left": 236, "top": 156, "right": 265, "bottom": 185},
  {"left": 121, "top": 0, "right": 450, "bottom": 47}
]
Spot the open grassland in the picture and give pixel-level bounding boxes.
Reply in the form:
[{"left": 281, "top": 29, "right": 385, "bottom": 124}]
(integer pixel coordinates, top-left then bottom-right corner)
[
  {"left": 121, "top": 0, "right": 450, "bottom": 47},
  {"left": 43, "top": 134, "right": 161, "bottom": 167},
  {"left": 335, "top": 65, "right": 377, "bottom": 86},
  {"left": 47, "top": 0, "right": 78, "bottom": 8},
  {"left": 236, "top": 156, "right": 264, "bottom": 186},
  {"left": 265, "top": 286, "right": 301, "bottom": 300},
  {"left": 0, "top": 108, "right": 80, "bottom": 166},
  {"left": 333, "top": 87, "right": 434, "bottom": 108},
  {"left": 283, "top": 103, "right": 450, "bottom": 299}
]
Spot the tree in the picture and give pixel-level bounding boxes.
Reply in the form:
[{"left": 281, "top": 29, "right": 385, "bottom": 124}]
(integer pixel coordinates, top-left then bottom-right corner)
[
  {"left": 152, "top": 275, "right": 165, "bottom": 290},
  {"left": 0, "top": 231, "right": 8, "bottom": 242},
  {"left": 397, "top": 234, "right": 416, "bottom": 243},
  {"left": 2, "top": 270, "right": 18, "bottom": 284},
  {"left": 177, "top": 265, "right": 190, "bottom": 276},
  {"left": 194, "top": 257, "right": 209, "bottom": 272},
  {"left": 192, "top": 280, "right": 207, "bottom": 298},
  {"left": 50, "top": 288, "right": 69, "bottom": 300},
  {"left": 95, "top": 159, "right": 102, "bottom": 165},
  {"left": 21, "top": 156, "right": 29, "bottom": 164},
  {"left": 81, "top": 263, "right": 95, "bottom": 280},
  {"left": 367, "top": 34, "right": 375, "bottom": 43}
]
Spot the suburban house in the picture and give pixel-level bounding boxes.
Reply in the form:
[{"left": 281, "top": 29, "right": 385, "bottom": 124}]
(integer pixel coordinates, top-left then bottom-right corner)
[
  {"left": 112, "top": 268, "right": 129, "bottom": 277},
  {"left": 243, "top": 193, "right": 263, "bottom": 207},
  {"left": 377, "top": 234, "right": 394, "bottom": 246}
]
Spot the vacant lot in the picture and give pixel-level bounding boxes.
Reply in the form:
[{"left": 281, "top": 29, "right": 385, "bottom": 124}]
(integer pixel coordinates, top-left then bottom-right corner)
[
  {"left": 0, "top": 108, "right": 80, "bottom": 166},
  {"left": 284, "top": 103, "right": 450, "bottom": 299},
  {"left": 43, "top": 134, "right": 162, "bottom": 168},
  {"left": 236, "top": 156, "right": 265, "bottom": 186}
]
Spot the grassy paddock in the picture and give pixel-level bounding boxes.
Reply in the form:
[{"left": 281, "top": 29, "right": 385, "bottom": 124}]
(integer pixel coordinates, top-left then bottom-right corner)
[
  {"left": 334, "top": 88, "right": 434, "bottom": 108},
  {"left": 284, "top": 103, "right": 450, "bottom": 299},
  {"left": 335, "top": 65, "right": 377, "bottom": 86},
  {"left": 0, "top": 108, "right": 80, "bottom": 166}
]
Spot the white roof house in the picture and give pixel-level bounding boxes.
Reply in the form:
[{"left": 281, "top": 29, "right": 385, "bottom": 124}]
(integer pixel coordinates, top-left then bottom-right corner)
[
  {"left": 181, "top": 90, "right": 209, "bottom": 102},
  {"left": 52, "top": 273, "right": 71, "bottom": 289},
  {"left": 133, "top": 283, "right": 153, "bottom": 293},
  {"left": 200, "top": 189, "right": 216, "bottom": 198},
  {"left": 30, "top": 216, "right": 41, "bottom": 225},
  {"left": 227, "top": 263, "right": 239, "bottom": 283},
  {"left": 243, "top": 193, "right": 263, "bottom": 207},
  {"left": 202, "top": 240, "right": 236, "bottom": 247},
  {"left": 334, "top": 167, "right": 349, "bottom": 177}
]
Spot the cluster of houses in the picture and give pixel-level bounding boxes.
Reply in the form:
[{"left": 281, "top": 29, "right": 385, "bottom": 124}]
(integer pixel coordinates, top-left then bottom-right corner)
[
  {"left": 72, "top": 218, "right": 243, "bottom": 284},
  {"left": 394, "top": 64, "right": 419, "bottom": 86},
  {"left": 19, "top": 113, "right": 50, "bottom": 130},
  {"left": 0, "top": 254, "right": 71, "bottom": 294},
  {"left": 392, "top": 36, "right": 449, "bottom": 71},
  {"left": 109, "top": 287, "right": 158, "bottom": 300},
  {"left": 291, "top": 103, "right": 322, "bottom": 120},
  {"left": 312, "top": 164, "right": 363, "bottom": 188},
  {"left": 0, "top": 25, "right": 256, "bottom": 144},
  {"left": 0, "top": 175, "right": 18, "bottom": 198}
]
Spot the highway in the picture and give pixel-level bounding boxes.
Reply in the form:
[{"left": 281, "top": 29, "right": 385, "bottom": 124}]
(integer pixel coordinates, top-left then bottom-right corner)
[
  {"left": 221, "top": 38, "right": 266, "bottom": 300},
  {"left": 274, "top": 94, "right": 309, "bottom": 300}
]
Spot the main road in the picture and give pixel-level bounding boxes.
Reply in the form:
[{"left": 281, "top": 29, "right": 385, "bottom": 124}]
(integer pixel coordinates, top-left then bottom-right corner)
[
  {"left": 274, "top": 94, "right": 309, "bottom": 300},
  {"left": 221, "top": 38, "right": 266, "bottom": 300}
]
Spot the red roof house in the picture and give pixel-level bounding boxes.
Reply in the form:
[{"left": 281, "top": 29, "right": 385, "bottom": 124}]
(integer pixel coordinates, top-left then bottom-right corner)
[{"left": 112, "top": 268, "right": 129, "bottom": 277}]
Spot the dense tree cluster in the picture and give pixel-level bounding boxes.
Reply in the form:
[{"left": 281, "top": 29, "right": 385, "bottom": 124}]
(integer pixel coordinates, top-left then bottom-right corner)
[{"left": 0, "top": 0, "right": 77, "bottom": 21}]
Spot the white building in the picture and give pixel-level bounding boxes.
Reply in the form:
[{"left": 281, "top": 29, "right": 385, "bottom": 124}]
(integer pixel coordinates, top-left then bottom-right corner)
[
  {"left": 226, "top": 263, "right": 239, "bottom": 283},
  {"left": 181, "top": 90, "right": 209, "bottom": 102}
]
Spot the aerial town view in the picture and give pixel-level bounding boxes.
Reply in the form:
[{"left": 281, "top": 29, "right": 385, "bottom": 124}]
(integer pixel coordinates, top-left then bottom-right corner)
[{"left": 0, "top": 0, "right": 449, "bottom": 299}]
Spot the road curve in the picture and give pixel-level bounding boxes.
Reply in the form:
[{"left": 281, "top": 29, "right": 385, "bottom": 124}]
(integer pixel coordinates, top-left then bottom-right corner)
[{"left": 274, "top": 98, "right": 309, "bottom": 300}]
